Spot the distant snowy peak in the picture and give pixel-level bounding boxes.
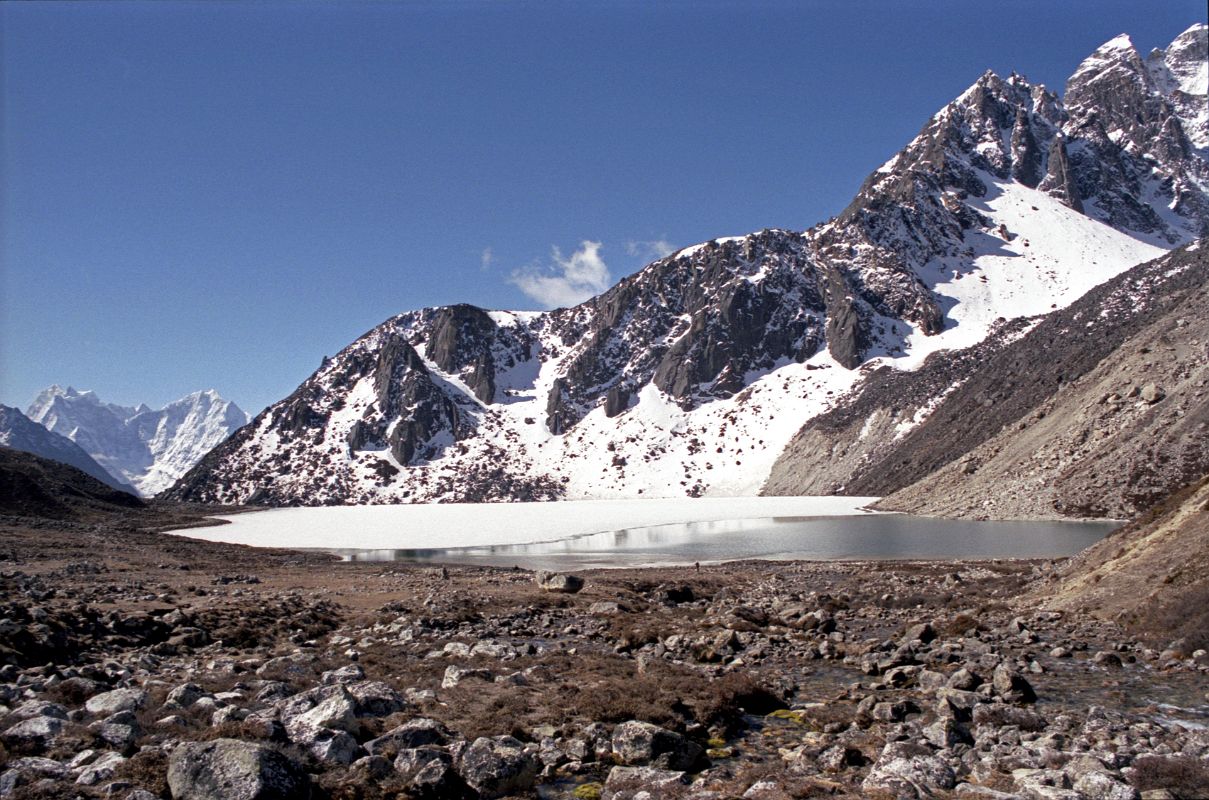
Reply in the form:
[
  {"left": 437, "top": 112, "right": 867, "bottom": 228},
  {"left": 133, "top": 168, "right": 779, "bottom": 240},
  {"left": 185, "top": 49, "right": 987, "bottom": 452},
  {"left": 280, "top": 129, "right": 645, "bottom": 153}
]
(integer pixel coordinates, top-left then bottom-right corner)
[
  {"left": 28, "top": 385, "right": 141, "bottom": 425},
  {"left": 166, "top": 27, "right": 1205, "bottom": 507},
  {"left": 26, "top": 386, "right": 248, "bottom": 496},
  {"left": 0, "top": 405, "right": 136, "bottom": 493}
]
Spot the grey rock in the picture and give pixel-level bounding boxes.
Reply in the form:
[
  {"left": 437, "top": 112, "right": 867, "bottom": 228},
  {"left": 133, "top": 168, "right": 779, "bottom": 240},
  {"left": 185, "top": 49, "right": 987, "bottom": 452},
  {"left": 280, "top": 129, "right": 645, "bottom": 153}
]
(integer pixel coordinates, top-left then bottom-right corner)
[
  {"left": 166, "top": 738, "right": 309, "bottom": 800},
  {"left": 1072, "top": 771, "right": 1139, "bottom": 800},
  {"left": 603, "top": 765, "right": 690, "bottom": 800},
  {"left": 365, "top": 717, "right": 452, "bottom": 758},
  {"left": 457, "top": 735, "right": 540, "bottom": 799},
  {"left": 75, "top": 751, "right": 127, "bottom": 786},
  {"left": 85, "top": 688, "right": 149, "bottom": 716},
  {"left": 611, "top": 720, "right": 704, "bottom": 771},
  {"left": 1, "top": 716, "right": 65, "bottom": 750},
  {"left": 535, "top": 570, "right": 585, "bottom": 594},
  {"left": 166, "top": 682, "right": 207, "bottom": 709},
  {"left": 862, "top": 741, "right": 957, "bottom": 798}
]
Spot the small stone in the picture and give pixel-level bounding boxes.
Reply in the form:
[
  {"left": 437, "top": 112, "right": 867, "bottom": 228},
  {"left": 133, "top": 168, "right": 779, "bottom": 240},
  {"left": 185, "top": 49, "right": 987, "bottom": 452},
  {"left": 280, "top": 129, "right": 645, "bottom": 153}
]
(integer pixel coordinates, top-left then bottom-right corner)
[
  {"left": 166, "top": 682, "right": 207, "bottom": 709},
  {"left": 442, "top": 665, "right": 493, "bottom": 689}
]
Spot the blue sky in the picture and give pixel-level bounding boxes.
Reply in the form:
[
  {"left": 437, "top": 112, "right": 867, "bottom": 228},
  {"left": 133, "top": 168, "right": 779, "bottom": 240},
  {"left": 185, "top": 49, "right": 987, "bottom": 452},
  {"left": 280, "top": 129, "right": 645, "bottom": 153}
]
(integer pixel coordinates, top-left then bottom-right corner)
[{"left": 2, "top": 1, "right": 1204, "bottom": 413}]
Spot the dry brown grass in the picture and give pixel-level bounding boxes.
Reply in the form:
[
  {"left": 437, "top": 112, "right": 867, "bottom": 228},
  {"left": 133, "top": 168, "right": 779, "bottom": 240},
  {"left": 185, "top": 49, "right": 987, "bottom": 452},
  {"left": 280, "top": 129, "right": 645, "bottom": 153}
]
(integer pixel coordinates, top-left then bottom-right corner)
[
  {"left": 114, "top": 748, "right": 170, "bottom": 796},
  {"left": 1129, "top": 755, "right": 1209, "bottom": 799},
  {"left": 1132, "top": 580, "right": 1209, "bottom": 650},
  {"left": 431, "top": 652, "right": 782, "bottom": 740}
]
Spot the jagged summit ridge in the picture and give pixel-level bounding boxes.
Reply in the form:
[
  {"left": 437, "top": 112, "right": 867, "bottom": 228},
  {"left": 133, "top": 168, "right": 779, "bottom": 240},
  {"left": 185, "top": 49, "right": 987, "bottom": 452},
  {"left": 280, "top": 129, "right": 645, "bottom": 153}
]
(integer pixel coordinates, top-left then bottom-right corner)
[
  {"left": 167, "top": 27, "right": 1206, "bottom": 506},
  {"left": 27, "top": 386, "right": 249, "bottom": 496}
]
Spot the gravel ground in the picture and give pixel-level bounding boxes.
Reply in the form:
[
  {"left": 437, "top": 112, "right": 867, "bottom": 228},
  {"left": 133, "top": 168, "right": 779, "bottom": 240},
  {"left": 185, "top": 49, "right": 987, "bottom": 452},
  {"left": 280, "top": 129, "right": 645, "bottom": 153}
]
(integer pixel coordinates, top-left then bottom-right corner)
[{"left": 1, "top": 510, "right": 1208, "bottom": 799}]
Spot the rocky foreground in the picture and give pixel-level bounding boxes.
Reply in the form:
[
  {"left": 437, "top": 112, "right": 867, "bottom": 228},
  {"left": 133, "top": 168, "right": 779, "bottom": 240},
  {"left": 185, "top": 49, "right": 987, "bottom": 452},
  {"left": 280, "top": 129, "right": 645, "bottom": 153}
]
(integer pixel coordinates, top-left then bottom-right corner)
[{"left": 1, "top": 512, "right": 1208, "bottom": 800}]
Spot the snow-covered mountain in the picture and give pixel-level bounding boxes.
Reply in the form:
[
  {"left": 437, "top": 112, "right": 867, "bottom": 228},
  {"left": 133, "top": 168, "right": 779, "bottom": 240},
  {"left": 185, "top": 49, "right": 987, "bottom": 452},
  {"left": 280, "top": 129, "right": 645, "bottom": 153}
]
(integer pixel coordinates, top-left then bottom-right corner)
[
  {"left": 27, "top": 387, "right": 249, "bottom": 497},
  {"left": 0, "top": 405, "right": 138, "bottom": 494},
  {"left": 167, "top": 25, "right": 1207, "bottom": 506}
]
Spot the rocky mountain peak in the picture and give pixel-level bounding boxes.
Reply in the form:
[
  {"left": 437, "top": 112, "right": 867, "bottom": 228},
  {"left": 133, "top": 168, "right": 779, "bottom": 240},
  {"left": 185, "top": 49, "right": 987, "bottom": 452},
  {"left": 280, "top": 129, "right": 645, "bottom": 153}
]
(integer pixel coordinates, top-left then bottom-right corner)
[
  {"left": 1061, "top": 28, "right": 1208, "bottom": 244},
  {"left": 1145, "top": 23, "right": 1208, "bottom": 151},
  {"left": 166, "top": 27, "right": 1206, "bottom": 506}
]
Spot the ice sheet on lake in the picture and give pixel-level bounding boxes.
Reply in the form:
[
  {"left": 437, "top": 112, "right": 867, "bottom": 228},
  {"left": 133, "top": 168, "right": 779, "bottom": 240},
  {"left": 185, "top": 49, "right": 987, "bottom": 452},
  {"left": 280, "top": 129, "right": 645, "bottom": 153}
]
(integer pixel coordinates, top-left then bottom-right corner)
[{"left": 176, "top": 496, "right": 878, "bottom": 551}]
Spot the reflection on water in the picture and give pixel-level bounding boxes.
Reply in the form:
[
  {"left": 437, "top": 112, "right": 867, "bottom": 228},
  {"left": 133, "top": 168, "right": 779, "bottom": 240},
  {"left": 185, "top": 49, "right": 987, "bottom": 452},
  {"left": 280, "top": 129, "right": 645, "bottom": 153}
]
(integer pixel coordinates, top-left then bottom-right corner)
[{"left": 318, "top": 514, "right": 1118, "bottom": 569}]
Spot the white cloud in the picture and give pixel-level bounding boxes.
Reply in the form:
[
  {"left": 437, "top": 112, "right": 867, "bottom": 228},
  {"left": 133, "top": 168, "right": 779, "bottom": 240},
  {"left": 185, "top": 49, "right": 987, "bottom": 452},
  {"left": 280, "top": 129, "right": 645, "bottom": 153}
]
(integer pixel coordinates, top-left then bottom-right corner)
[
  {"left": 480, "top": 247, "right": 494, "bottom": 270},
  {"left": 509, "top": 240, "right": 612, "bottom": 309},
  {"left": 626, "top": 239, "right": 677, "bottom": 262}
]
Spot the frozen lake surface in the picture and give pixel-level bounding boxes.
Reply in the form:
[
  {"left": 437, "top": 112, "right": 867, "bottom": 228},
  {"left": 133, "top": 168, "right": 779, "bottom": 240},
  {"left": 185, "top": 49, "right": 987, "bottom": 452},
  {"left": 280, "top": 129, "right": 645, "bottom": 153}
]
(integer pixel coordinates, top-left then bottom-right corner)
[{"left": 176, "top": 497, "right": 1116, "bottom": 568}]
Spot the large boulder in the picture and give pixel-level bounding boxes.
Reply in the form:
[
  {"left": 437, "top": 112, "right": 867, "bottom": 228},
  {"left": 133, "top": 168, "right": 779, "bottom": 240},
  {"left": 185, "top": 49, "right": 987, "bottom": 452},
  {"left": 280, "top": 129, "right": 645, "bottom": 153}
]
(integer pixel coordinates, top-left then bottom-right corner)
[
  {"left": 1, "top": 716, "right": 65, "bottom": 751},
  {"left": 862, "top": 741, "right": 956, "bottom": 799},
  {"left": 395, "top": 747, "right": 469, "bottom": 799},
  {"left": 991, "top": 664, "right": 1036, "bottom": 704},
  {"left": 166, "top": 738, "right": 309, "bottom": 800},
  {"left": 535, "top": 571, "right": 585, "bottom": 593},
  {"left": 457, "top": 735, "right": 540, "bottom": 799},
  {"left": 347, "top": 680, "right": 406, "bottom": 717},
  {"left": 285, "top": 686, "right": 359, "bottom": 740},
  {"left": 365, "top": 718, "right": 452, "bottom": 758},
  {"left": 84, "top": 688, "right": 149, "bottom": 716},
  {"left": 0, "top": 757, "right": 68, "bottom": 796},
  {"left": 610, "top": 721, "right": 704, "bottom": 771}
]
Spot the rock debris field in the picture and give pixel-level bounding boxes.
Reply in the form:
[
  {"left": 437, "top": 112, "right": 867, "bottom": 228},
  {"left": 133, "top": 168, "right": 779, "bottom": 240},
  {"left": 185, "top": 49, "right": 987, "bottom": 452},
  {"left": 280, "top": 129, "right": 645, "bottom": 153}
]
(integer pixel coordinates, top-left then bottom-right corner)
[{"left": 1, "top": 516, "right": 1207, "bottom": 800}]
